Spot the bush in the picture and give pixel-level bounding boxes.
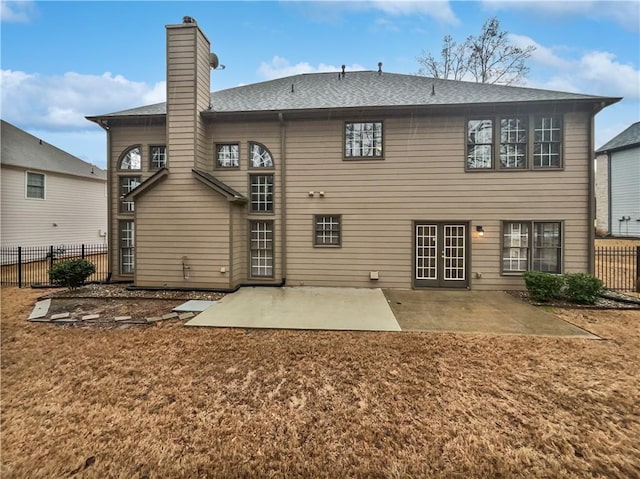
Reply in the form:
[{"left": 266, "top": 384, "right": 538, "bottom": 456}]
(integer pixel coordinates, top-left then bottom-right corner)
[
  {"left": 523, "top": 271, "right": 564, "bottom": 302},
  {"left": 49, "top": 259, "right": 96, "bottom": 289},
  {"left": 564, "top": 273, "right": 604, "bottom": 305}
]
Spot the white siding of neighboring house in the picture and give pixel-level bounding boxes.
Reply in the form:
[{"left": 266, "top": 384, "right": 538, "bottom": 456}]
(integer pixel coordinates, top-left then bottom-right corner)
[
  {"left": 595, "top": 153, "right": 609, "bottom": 236},
  {"left": 0, "top": 166, "right": 108, "bottom": 247},
  {"left": 610, "top": 147, "right": 640, "bottom": 237}
]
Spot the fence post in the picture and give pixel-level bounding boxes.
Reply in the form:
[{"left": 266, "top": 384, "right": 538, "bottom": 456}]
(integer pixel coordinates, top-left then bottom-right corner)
[
  {"left": 636, "top": 246, "right": 640, "bottom": 293},
  {"left": 82, "top": 244, "right": 85, "bottom": 259},
  {"left": 18, "top": 247, "right": 22, "bottom": 288}
]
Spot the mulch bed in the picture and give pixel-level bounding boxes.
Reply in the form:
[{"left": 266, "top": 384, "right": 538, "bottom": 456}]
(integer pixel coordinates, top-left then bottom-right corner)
[{"left": 507, "top": 290, "right": 640, "bottom": 310}]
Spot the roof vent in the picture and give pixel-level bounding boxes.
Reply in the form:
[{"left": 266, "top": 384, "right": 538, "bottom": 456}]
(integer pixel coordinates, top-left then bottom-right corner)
[
  {"left": 431, "top": 84, "right": 436, "bottom": 96},
  {"left": 183, "top": 16, "right": 196, "bottom": 24},
  {"left": 378, "top": 62, "right": 383, "bottom": 75},
  {"left": 341, "top": 64, "right": 346, "bottom": 79}
]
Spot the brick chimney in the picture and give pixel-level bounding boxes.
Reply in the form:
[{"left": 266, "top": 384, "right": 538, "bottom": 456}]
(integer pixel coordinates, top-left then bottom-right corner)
[{"left": 165, "top": 17, "right": 211, "bottom": 173}]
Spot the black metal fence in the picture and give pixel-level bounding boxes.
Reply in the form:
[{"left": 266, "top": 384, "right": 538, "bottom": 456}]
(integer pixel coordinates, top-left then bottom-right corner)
[
  {"left": 0, "top": 244, "right": 109, "bottom": 287},
  {"left": 595, "top": 246, "right": 640, "bottom": 293}
]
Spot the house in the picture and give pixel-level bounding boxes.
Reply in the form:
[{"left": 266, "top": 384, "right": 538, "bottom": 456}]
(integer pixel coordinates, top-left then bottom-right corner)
[
  {"left": 87, "top": 17, "right": 619, "bottom": 291},
  {"left": 595, "top": 122, "right": 640, "bottom": 237},
  {"left": 1, "top": 120, "right": 108, "bottom": 248}
]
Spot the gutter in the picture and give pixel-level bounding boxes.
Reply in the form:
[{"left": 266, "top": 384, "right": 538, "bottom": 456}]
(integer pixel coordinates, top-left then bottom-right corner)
[{"left": 588, "top": 111, "right": 596, "bottom": 274}]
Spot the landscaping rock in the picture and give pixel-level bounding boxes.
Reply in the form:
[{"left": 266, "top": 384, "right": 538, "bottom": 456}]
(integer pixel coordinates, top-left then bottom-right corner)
[
  {"left": 28, "top": 299, "right": 51, "bottom": 320},
  {"left": 114, "top": 316, "right": 132, "bottom": 322},
  {"left": 81, "top": 314, "right": 100, "bottom": 321},
  {"left": 50, "top": 312, "right": 70, "bottom": 320},
  {"left": 161, "top": 312, "right": 179, "bottom": 320},
  {"left": 178, "top": 312, "right": 195, "bottom": 320}
]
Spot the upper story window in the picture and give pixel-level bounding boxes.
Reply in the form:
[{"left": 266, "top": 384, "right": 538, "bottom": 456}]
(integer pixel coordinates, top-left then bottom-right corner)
[
  {"left": 250, "top": 143, "right": 274, "bottom": 168},
  {"left": 119, "top": 176, "right": 141, "bottom": 213},
  {"left": 26, "top": 172, "right": 45, "bottom": 199},
  {"left": 534, "top": 116, "right": 562, "bottom": 168},
  {"left": 467, "top": 114, "right": 563, "bottom": 171},
  {"left": 345, "top": 122, "right": 383, "bottom": 159},
  {"left": 119, "top": 146, "right": 141, "bottom": 170},
  {"left": 250, "top": 174, "right": 274, "bottom": 213},
  {"left": 216, "top": 144, "right": 239, "bottom": 168},
  {"left": 150, "top": 146, "right": 166, "bottom": 169},
  {"left": 467, "top": 119, "right": 493, "bottom": 169},
  {"left": 500, "top": 117, "right": 527, "bottom": 169}
]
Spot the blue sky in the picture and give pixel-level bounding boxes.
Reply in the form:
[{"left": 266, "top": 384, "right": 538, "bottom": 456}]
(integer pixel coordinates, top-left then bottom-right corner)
[{"left": 2, "top": 0, "right": 639, "bottom": 169}]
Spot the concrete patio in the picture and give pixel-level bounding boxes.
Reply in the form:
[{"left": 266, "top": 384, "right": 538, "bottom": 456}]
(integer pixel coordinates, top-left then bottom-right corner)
[{"left": 185, "top": 286, "right": 598, "bottom": 338}]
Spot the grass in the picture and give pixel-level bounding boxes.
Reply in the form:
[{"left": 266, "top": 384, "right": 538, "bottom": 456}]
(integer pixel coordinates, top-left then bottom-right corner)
[{"left": 2, "top": 286, "right": 640, "bottom": 478}]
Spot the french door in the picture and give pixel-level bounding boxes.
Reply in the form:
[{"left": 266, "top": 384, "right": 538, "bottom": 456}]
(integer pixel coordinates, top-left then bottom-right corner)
[{"left": 413, "top": 222, "right": 469, "bottom": 288}]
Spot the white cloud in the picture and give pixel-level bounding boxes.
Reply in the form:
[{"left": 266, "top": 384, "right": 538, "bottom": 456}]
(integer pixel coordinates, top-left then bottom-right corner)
[
  {"left": 257, "top": 56, "right": 366, "bottom": 80},
  {"left": 369, "top": 0, "right": 458, "bottom": 24},
  {"left": 481, "top": 0, "right": 639, "bottom": 31},
  {"left": 509, "top": 36, "right": 640, "bottom": 99},
  {"left": 0, "top": 69, "right": 166, "bottom": 131},
  {"left": 0, "top": 1, "right": 36, "bottom": 23}
]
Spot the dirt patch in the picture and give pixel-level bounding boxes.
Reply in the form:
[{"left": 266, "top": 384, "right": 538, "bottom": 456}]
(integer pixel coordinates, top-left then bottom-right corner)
[{"left": 2, "top": 286, "right": 640, "bottom": 478}]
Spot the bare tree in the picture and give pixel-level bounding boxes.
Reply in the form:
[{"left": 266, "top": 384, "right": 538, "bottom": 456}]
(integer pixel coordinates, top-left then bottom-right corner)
[{"left": 416, "top": 17, "right": 536, "bottom": 85}]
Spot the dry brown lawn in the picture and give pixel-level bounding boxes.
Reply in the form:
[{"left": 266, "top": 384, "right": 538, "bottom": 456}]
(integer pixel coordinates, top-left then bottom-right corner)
[{"left": 2, "top": 287, "right": 639, "bottom": 478}]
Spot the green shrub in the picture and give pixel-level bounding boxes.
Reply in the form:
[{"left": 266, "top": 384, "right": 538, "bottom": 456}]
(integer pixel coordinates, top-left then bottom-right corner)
[
  {"left": 49, "top": 259, "right": 96, "bottom": 289},
  {"left": 564, "top": 273, "right": 604, "bottom": 305},
  {"left": 523, "top": 271, "right": 564, "bottom": 302}
]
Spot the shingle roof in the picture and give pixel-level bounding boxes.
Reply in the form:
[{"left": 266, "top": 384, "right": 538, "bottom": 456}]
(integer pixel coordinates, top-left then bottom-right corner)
[
  {"left": 89, "top": 71, "right": 619, "bottom": 119},
  {"left": 0, "top": 120, "right": 106, "bottom": 181},
  {"left": 596, "top": 122, "right": 640, "bottom": 153}
]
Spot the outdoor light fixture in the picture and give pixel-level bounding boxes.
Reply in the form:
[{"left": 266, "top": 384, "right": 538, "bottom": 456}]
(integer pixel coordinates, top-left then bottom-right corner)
[{"left": 476, "top": 225, "right": 484, "bottom": 237}]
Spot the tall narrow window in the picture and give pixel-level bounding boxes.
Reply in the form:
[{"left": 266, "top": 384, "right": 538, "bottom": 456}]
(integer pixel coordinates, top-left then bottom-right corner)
[
  {"left": 119, "top": 176, "right": 141, "bottom": 213},
  {"left": 502, "top": 221, "right": 562, "bottom": 274},
  {"left": 345, "top": 122, "right": 383, "bottom": 158},
  {"left": 314, "top": 215, "right": 341, "bottom": 246},
  {"left": 119, "top": 147, "right": 141, "bottom": 170},
  {"left": 500, "top": 117, "right": 527, "bottom": 168},
  {"left": 250, "top": 175, "right": 274, "bottom": 213},
  {"left": 534, "top": 116, "right": 562, "bottom": 168},
  {"left": 26, "top": 172, "right": 45, "bottom": 199},
  {"left": 120, "top": 220, "right": 135, "bottom": 274},
  {"left": 250, "top": 220, "right": 273, "bottom": 278},
  {"left": 150, "top": 146, "right": 166, "bottom": 169},
  {"left": 250, "top": 143, "right": 274, "bottom": 168},
  {"left": 216, "top": 144, "right": 239, "bottom": 168},
  {"left": 467, "top": 119, "right": 493, "bottom": 169}
]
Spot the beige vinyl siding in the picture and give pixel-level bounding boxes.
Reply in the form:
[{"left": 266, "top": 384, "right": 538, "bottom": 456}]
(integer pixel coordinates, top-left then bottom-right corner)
[
  {"left": 1, "top": 166, "right": 107, "bottom": 247},
  {"left": 283, "top": 111, "right": 591, "bottom": 290},
  {"left": 134, "top": 177, "right": 231, "bottom": 288},
  {"left": 210, "top": 121, "right": 283, "bottom": 282},
  {"left": 595, "top": 153, "right": 609, "bottom": 235},
  {"left": 109, "top": 124, "right": 166, "bottom": 280},
  {"left": 230, "top": 203, "right": 247, "bottom": 287}
]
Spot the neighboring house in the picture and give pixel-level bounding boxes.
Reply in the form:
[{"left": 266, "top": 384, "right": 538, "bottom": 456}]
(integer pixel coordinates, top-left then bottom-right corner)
[
  {"left": 595, "top": 122, "right": 640, "bottom": 237},
  {"left": 87, "top": 17, "right": 619, "bottom": 291},
  {"left": 1, "top": 120, "right": 108, "bottom": 248}
]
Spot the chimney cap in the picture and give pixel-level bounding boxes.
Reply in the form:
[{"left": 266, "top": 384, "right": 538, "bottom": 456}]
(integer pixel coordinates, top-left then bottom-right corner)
[{"left": 183, "top": 16, "right": 196, "bottom": 24}]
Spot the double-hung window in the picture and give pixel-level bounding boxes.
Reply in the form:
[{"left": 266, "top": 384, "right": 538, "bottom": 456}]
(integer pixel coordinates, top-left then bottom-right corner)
[
  {"left": 345, "top": 122, "right": 383, "bottom": 159},
  {"left": 120, "top": 220, "right": 135, "bottom": 274},
  {"left": 250, "top": 174, "right": 274, "bottom": 213},
  {"left": 250, "top": 220, "right": 273, "bottom": 278},
  {"left": 314, "top": 215, "right": 341, "bottom": 246},
  {"left": 26, "top": 172, "right": 45, "bottom": 199},
  {"left": 467, "top": 115, "right": 563, "bottom": 170},
  {"left": 533, "top": 116, "right": 562, "bottom": 168},
  {"left": 467, "top": 119, "right": 493, "bottom": 169},
  {"left": 119, "top": 176, "right": 141, "bottom": 213},
  {"left": 216, "top": 144, "right": 239, "bottom": 168},
  {"left": 150, "top": 146, "right": 167, "bottom": 169},
  {"left": 502, "top": 221, "right": 562, "bottom": 274}
]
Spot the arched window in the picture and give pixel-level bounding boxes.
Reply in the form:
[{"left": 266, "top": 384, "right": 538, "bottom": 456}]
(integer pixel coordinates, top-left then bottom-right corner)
[
  {"left": 249, "top": 143, "right": 274, "bottom": 168},
  {"left": 119, "top": 146, "right": 142, "bottom": 170}
]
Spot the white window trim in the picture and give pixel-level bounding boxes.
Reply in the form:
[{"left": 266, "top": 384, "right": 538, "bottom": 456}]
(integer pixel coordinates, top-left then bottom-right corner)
[{"left": 25, "top": 171, "right": 46, "bottom": 200}]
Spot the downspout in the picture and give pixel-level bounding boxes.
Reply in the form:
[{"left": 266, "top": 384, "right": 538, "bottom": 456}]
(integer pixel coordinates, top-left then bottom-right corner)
[
  {"left": 588, "top": 112, "right": 596, "bottom": 274},
  {"left": 99, "top": 119, "right": 113, "bottom": 282},
  {"left": 279, "top": 112, "right": 287, "bottom": 284},
  {"left": 607, "top": 151, "right": 612, "bottom": 235}
]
